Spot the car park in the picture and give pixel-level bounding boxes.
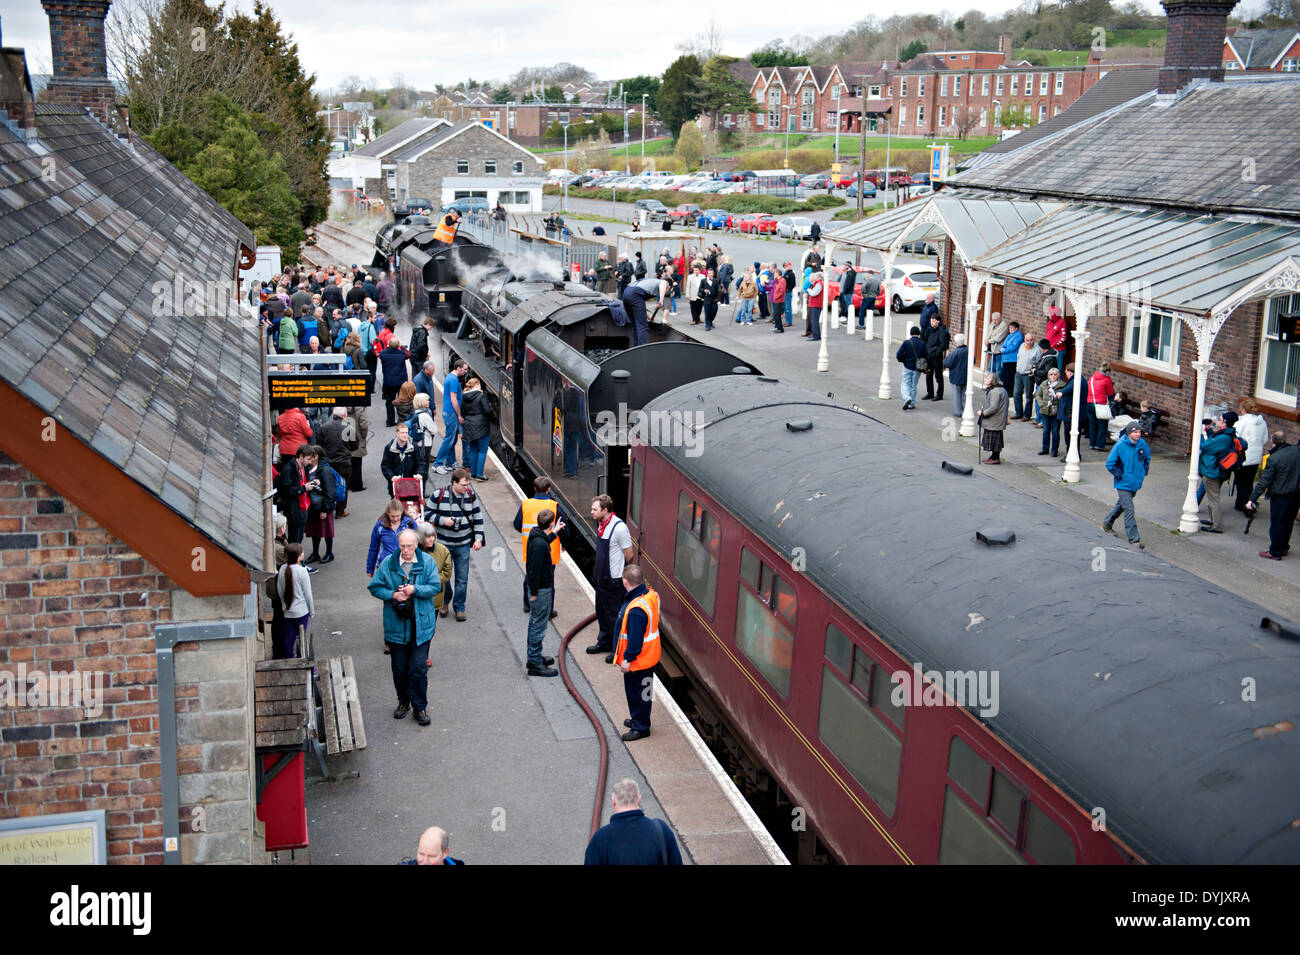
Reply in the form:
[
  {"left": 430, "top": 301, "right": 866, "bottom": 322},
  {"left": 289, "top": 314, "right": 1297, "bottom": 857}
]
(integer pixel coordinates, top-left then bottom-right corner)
[
  {"left": 776, "top": 216, "right": 815, "bottom": 239},
  {"left": 737, "top": 213, "right": 778, "bottom": 235},
  {"left": 845, "top": 181, "right": 877, "bottom": 198}
]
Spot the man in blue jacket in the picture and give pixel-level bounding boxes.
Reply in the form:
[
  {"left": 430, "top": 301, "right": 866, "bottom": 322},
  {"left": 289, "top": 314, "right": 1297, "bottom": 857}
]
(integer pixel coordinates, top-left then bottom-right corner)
[
  {"left": 583, "top": 778, "right": 682, "bottom": 865},
  {"left": 998, "top": 320, "right": 1024, "bottom": 398},
  {"left": 368, "top": 528, "right": 440, "bottom": 726},
  {"left": 1198, "top": 411, "right": 1243, "bottom": 533},
  {"left": 1102, "top": 423, "right": 1151, "bottom": 549}
]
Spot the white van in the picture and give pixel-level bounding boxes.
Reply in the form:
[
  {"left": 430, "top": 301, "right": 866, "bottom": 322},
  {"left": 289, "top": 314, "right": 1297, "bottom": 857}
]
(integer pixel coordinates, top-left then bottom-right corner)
[{"left": 242, "top": 245, "right": 282, "bottom": 303}]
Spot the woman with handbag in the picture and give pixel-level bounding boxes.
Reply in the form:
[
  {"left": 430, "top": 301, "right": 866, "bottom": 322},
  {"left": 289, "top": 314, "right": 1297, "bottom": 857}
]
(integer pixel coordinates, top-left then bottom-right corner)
[
  {"left": 1086, "top": 362, "right": 1116, "bottom": 451},
  {"left": 277, "top": 445, "right": 313, "bottom": 544},
  {"left": 304, "top": 445, "right": 337, "bottom": 565}
]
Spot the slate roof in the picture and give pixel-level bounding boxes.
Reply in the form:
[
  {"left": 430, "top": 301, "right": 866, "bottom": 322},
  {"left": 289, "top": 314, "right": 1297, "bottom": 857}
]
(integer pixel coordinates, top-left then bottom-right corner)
[
  {"left": 1225, "top": 28, "right": 1300, "bottom": 69},
  {"left": 352, "top": 118, "right": 447, "bottom": 158},
  {"left": 960, "top": 68, "right": 1159, "bottom": 170},
  {"left": 952, "top": 75, "right": 1300, "bottom": 219},
  {"left": 0, "top": 107, "right": 265, "bottom": 568}
]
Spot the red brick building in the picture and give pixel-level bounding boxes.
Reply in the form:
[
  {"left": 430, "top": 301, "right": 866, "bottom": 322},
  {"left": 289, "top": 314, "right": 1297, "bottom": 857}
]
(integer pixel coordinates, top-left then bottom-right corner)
[{"left": 1223, "top": 27, "right": 1300, "bottom": 72}]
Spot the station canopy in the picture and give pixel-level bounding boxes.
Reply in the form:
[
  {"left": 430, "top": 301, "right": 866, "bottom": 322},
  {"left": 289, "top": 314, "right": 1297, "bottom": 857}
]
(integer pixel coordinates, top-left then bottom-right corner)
[
  {"left": 826, "top": 190, "right": 1063, "bottom": 264},
  {"left": 969, "top": 202, "right": 1300, "bottom": 319}
]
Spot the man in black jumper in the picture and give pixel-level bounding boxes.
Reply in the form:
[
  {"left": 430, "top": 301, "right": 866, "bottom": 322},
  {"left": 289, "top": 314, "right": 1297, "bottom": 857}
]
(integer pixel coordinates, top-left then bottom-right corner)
[
  {"left": 584, "top": 778, "right": 682, "bottom": 865},
  {"left": 525, "top": 509, "right": 563, "bottom": 677}
]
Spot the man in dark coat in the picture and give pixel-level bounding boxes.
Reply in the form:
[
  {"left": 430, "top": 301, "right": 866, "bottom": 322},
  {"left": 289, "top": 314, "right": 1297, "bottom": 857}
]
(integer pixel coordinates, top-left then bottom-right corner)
[
  {"left": 942, "top": 333, "right": 969, "bottom": 417},
  {"left": 921, "top": 313, "right": 950, "bottom": 402},
  {"left": 584, "top": 778, "right": 682, "bottom": 865},
  {"left": 810, "top": 220, "right": 821, "bottom": 244},
  {"left": 1247, "top": 431, "right": 1300, "bottom": 560}
]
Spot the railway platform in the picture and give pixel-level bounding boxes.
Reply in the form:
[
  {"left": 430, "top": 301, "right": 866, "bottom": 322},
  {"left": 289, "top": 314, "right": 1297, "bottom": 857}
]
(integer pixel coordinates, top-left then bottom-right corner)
[{"left": 300, "top": 341, "right": 781, "bottom": 864}]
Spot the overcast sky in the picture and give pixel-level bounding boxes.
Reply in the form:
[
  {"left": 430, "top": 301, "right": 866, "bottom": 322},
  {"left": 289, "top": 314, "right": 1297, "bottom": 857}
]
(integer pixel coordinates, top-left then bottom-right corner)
[{"left": 8, "top": 0, "right": 1193, "bottom": 93}]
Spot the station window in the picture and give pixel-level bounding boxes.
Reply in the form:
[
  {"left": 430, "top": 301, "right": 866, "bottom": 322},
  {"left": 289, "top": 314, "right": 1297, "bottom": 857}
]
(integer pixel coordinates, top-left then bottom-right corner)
[
  {"left": 736, "top": 547, "right": 796, "bottom": 695},
  {"left": 817, "top": 623, "right": 903, "bottom": 814},
  {"left": 485, "top": 160, "right": 497, "bottom": 175},
  {"left": 456, "top": 159, "right": 469, "bottom": 174},
  {"left": 1124, "top": 303, "right": 1181, "bottom": 373},
  {"left": 513, "top": 160, "right": 524, "bottom": 174},
  {"left": 628, "top": 458, "right": 642, "bottom": 525},
  {"left": 1258, "top": 293, "right": 1300, "bottom": 402},
  {"left": 673, "top": 491, "right": 718, "bottom": 615},
  {"left": 939, "top": 736, "right": 1076, "bottom": 864}
]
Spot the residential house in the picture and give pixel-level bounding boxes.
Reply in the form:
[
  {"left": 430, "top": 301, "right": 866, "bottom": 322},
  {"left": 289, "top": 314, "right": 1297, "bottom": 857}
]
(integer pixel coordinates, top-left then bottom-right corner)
[
  {"left": 1224, "top": 27, "right": 1300, "bottom": 71},
  {"left": 392, "top": 120, "right": 546, "bottom": 211}
]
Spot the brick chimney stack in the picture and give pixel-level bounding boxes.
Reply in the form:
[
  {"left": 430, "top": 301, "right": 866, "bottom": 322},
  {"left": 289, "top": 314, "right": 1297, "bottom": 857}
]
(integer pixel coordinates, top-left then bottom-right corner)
[
  {"left": 40, "top": 0, "right": 115, "bottom": 122},
  {"left": 1158, "top": 0, "right": 1239, "bottom": 94}
]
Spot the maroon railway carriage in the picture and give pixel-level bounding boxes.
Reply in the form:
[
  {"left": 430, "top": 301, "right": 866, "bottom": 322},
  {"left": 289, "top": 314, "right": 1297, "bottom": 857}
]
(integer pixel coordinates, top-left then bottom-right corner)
[{"left": 623, "top": 375, "right": 1300, "bottom": 865}]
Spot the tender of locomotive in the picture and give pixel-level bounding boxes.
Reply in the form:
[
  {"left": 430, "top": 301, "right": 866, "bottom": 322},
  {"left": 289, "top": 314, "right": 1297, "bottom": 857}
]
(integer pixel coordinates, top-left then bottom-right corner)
[{"left": 622, "top": 374, "right": 1300, "bottom": 865}]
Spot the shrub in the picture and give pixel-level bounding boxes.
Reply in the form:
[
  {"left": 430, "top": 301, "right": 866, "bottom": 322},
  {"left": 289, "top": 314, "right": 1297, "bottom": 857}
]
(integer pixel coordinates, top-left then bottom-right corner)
[{"left": 542, "top": 185, "right": 840, "bottom": 216}]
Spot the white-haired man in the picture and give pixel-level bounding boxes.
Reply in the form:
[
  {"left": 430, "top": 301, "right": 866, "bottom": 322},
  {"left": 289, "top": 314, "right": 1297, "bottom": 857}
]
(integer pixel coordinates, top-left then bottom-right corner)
[
  {"left": 407, "top": 826, "right": 463, "bottom": 865},
  {"left": 583, "top": 779, "right": 682, "bottom": 865}
]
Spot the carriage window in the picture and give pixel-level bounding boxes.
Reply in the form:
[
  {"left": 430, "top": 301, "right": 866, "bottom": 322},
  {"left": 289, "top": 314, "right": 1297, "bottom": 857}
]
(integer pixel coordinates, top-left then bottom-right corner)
[
  {"left": 818, "top": 666, "right": 901, "bottom": 814},
  {"left": 870, "top": 663, "right": 905, "bottom": 729},
  {"left": 673, "top": 492, "right": 718, "bottom": 615},
  {"left": 735, "top": 549, "right": 795, "bottom": 695},
  {"left": 628, "top": 458, "right": 642, "bottom": 525},
  {"left": 943, "top": 736, "right": 1076, "bottom": 864},
  {"left": 939, "top": 788, "right": 1024, "bottom": 865},
  {"left": 824, "top": 622, "right": 852, "bottom": 676}
]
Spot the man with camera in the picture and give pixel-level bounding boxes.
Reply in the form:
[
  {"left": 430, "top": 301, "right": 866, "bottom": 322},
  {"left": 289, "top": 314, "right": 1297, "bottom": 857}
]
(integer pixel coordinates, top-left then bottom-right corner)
[{"left": 368, "top": 528, "right": 441, "bottom": 727}]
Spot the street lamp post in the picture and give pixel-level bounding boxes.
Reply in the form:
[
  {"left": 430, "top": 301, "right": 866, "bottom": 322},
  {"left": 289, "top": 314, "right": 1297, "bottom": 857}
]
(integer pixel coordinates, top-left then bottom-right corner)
[
  {"left": 833, "top": 87, "right": 841, "bottom": 163},
  {"left": 561, "top": 120, "right": 569, "bottom": 212},
  {"left": 782, "top": 105, "right": 794, "bottom": 168},
  {"left": 641, "top": 93, "right": 648, "bottom": 169}
]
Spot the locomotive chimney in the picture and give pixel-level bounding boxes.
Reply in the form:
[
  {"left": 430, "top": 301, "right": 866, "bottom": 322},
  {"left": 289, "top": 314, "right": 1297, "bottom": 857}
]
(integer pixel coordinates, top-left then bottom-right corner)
[
  {"left": 1158, "top": 0, "right": 1239, "bottom": 95},
  {"left": 40, "top": 0, "right": 116, "bottom": 124}
]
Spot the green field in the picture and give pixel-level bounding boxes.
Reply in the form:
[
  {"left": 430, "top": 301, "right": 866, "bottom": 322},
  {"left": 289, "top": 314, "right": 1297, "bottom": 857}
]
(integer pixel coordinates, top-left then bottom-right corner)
[{"left": 1014, "top": 27, "right": 1165, "bottom": 66}]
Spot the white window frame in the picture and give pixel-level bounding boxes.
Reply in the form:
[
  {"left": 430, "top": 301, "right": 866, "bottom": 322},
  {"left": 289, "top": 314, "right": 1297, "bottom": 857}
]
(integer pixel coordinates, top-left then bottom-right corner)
[
  {"left": 900, "top": 77, "right": 908, "bottom": 97},
  {"left": 938, "top": 105, "right": 946, "bottom": 127},
  {"left": 1010, "top": 75, "right": 1018, "bottom": 96},
  {"left": 982, "top": 75, "right": 990, "bottom": 95},
  {"left": 513, "top": 160, "right": 524, "bottom": 174},
  {"left": 456, "top": 158, "right": 469, "bottom": 174},
  {"left": 1054, "top": 105, "right": 1061, "bottom": 117},
  {"left": 1055, "top": 72, "right": 1065, "bottom": 94},
  {"left": 1038, "top": 102, "right": 1047, "bottom": 122},
  {"left": 1256, "top": 293, "right": 1300, "bottom": 404},
  {"left": 869, "top": 84, "right": 881, "bottom": 98},
  {"left": 801, "top": 107, "right": 813, "bottom": 129},
  {"left": 1039, "top": 73, "right": 1049, "bottom": 95},
  {"left": 953, "top": 75, "right": 962, "bottom": 96},
  {"left": 1283, "top": 58, "right": 1299, "bottom": 72},
  {"left": 996, "top": 74, "right": 1004, "bottom": 96},
  {"left": 1024, "top": 74, "right": 1033, "bottom": 91},
  {"left": 918, "top": 76, "right": 926, "bottom": 96},
  {"left": 899, "top": 104, "right": 907, "bottom": 126},
  {"left": 1124, "top": 303, "right": 1182, "bottom": 375},
  {"left": 940, "top": 75, "right": 948, "bottom": 96},
  {"left": 484, "top": 159, "right": 496, "bottom": 175},
  {"left": 980, "top": 105, "right": 987, "bottom": 127},
  {"left": 802, "top": 87, "right": 815, "bottom": 106},
  {"left": 993, "top": 101, "right": 1002, "bottom": 126}
]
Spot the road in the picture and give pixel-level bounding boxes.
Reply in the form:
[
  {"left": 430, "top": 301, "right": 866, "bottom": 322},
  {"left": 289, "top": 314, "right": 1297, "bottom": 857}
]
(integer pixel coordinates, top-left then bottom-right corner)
[{"left": 541, "top": 194, "right": 933, "bottom": 275}]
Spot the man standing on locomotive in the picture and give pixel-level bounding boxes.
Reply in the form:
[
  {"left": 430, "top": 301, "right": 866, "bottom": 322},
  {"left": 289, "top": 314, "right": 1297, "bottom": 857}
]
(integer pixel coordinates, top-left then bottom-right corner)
[
  {"left": 621, "top": 276, "right": 669, "bottom": 347},
  {"left": 614, "top": 565, "right": 660, "bottom": 742},
  {"left": 434, "top": 208, "right": 461, "bottom": 248},
  {"left": 587, "top": 495, "right": 636, "bottom": 663}
]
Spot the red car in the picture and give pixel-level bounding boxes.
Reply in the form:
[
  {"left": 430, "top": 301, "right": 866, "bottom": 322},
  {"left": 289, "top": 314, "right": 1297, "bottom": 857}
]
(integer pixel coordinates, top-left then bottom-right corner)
[
  {"left": 667, "top": 203, "right": 701, "bottom": 222},
  {"left": 737, "top": 214, "right": 778, "bottom": 235}
]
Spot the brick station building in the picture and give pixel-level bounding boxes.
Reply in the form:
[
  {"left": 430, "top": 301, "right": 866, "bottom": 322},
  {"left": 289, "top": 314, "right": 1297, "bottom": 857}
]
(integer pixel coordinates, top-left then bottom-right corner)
[{"left": 1, "top": 1, "right": 273, "bottom": 863}]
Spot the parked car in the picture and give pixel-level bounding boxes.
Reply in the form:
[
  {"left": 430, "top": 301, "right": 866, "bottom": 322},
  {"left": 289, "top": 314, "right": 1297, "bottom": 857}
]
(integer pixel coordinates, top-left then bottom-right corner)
[
  {"left": 845, "top": 181, "right": 878, "bottom": 198},
  {"left": 877, "top": 264, "right": 941, "bottom": 312},
  {"left": 899, "top": 239, "right": 939, "bottom": 256},
  {"left": 776, "top": 216, "right": 815, "bottom": 239},
  {"left": 442, "top": 197, "right": 489, "bottom": 215},
  {"left": 737, "top": 213, "right": 778, "bottom": 235},
  {"left": 667, "top": 203, "right": 701, "bottom": 223},
  {"left": 699, "top": 209, "right": 729, "bottom": 230},
  {"left": 909, "top": 185, "right": 934, "bottom": 198},
  {"left": 851, "top": 269, "right": 882, "bottom": 312},
  {"left": 801, "top": 174, "right": 831, "bottom": 190},
  {"left": 635, "top": 198, "right": 669, "bottom": 220}
]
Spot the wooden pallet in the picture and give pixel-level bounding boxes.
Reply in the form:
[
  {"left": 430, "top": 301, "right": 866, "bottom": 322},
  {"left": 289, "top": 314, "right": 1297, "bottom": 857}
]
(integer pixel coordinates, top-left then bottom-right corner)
[{"left": 318, "top": 655, "right": 367, "bottom": 756}]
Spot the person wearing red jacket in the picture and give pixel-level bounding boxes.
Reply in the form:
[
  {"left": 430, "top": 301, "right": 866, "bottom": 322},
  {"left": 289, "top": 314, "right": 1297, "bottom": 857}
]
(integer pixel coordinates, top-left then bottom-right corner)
[
  {"left": 769, "top": 271, "right": 787, "bottom": 335},
  {"left": 806, "top": 271, "right": 826, "bottom": 342},
  {"left": 1085, "top": 363, "right": 1116, "bottom": 452},
  {"left": 1046, "top": 304, "right": 1068, "bottom": 374},
  {"left": 276, "top": 406, "right": 314, "bottom": 468}
]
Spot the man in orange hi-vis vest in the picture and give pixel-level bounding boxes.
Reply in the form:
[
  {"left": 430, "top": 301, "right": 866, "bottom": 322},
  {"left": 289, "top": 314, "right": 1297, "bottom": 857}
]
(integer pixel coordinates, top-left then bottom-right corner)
[
  {"left": 614, "top": 564, "right": 660, "bottom": 742},
  {"left": 433, "top": 209, "right": 460, "bottom": 246}
]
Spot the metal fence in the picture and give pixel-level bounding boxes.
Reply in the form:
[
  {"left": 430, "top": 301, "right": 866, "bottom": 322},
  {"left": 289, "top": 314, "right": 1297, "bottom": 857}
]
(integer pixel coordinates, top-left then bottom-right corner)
[{"left": 457, "top": 212, "right": 606, "bottom": 276}]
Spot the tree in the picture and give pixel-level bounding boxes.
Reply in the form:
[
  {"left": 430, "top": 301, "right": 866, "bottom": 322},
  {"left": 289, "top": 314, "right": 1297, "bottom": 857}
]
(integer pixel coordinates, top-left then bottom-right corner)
[
  {"left": 543, "top": 83, "right": 566, "bottom": 103},
  {"left": 619, "top": 75, "right": 661, "bottom": 113},
  {"left": 750, "top": 41, "right": 809, "bottom": 67},
  {"left": 697, "top": 56, "right": 761, "bottom": 132},
  {"left": 899, "top": 39, "right": 928, "bottom": 62},
  {"left": 674, "top": 121, "right": 704, "bottom": 171},
  {"left": 953, "top": 104, "right": 981, "bottom": 140},
  {"left": 677, "top": 18, "right": 724, "bottom": 61},
  {"left": 659, "top": 54, "right": 703, "bottom": 138},
  {"left": 492, "top": 85, "right": 513, "bottom": 103},
  {"left": 340, "top": 75, "right": 365, "bottom": 99},
  {"left": 112, "top": 0, "right": 328, "bottom": 237}
]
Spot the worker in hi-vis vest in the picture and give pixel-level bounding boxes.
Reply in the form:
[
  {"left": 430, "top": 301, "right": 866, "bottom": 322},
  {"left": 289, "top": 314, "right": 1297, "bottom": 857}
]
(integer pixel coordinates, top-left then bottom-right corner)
[
  {"left": 433, "top": 209, "right": 460, "bottom": 246},
  {"left": 614, "top": 564, "right": 660, "bottom": 742},
  {"left": 512, "top": 476, "right": 562, "bottom": 615}
]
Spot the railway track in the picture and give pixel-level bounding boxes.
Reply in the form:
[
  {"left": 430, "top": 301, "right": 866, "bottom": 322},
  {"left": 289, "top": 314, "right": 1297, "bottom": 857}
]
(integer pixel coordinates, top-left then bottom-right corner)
[{"left": 300, "top": 219, "right": 378, "bottom": 269}]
